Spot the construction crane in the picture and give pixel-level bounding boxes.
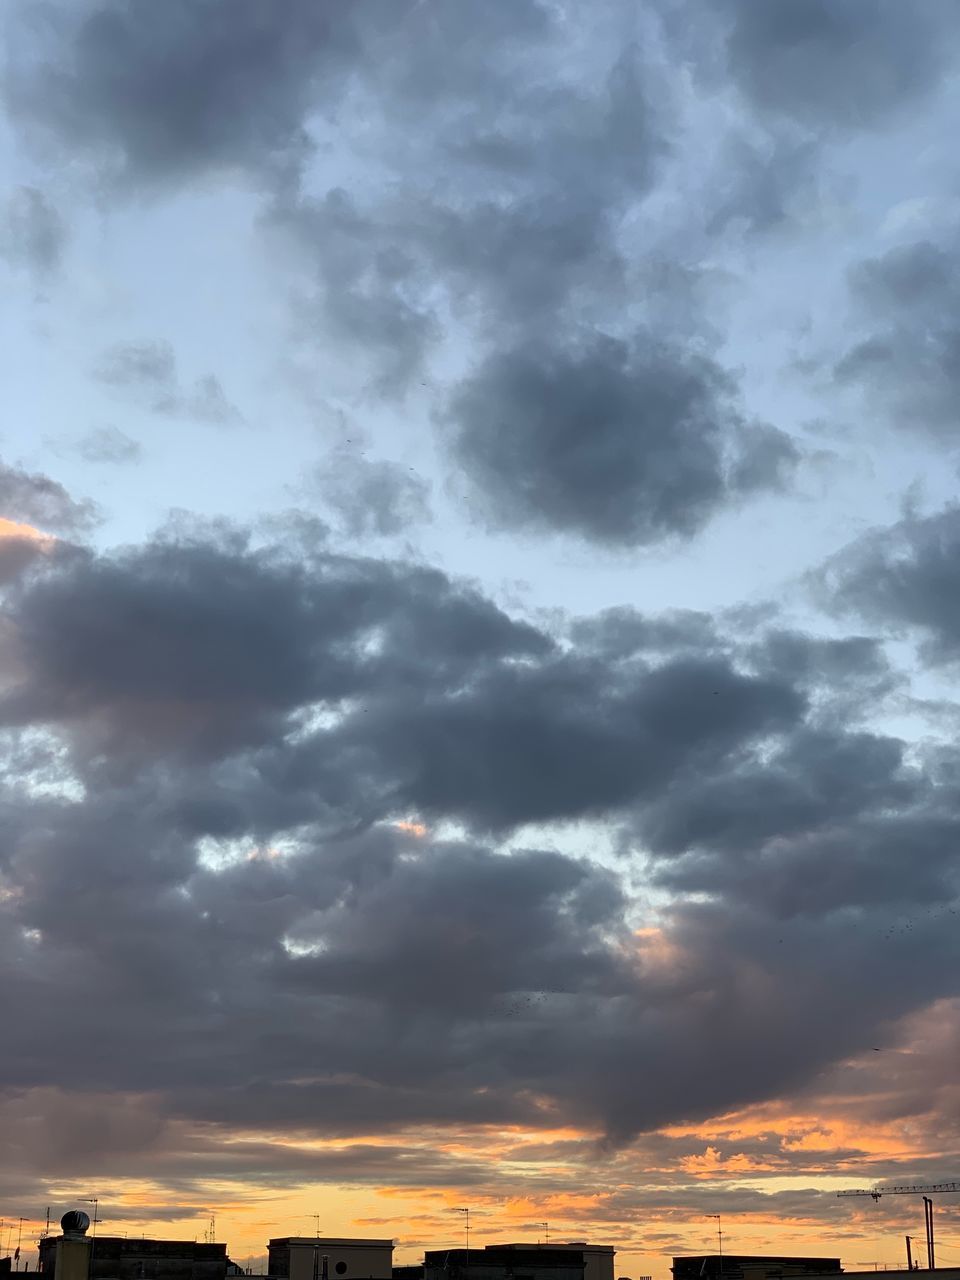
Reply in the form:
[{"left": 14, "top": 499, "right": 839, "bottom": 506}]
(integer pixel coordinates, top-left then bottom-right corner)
[
  {"left": 838, "top": 1185, "right": 960, "bottom": 1201},
  {"left": 837, "top": 1183, "right": 960, "bottom": 1271}
]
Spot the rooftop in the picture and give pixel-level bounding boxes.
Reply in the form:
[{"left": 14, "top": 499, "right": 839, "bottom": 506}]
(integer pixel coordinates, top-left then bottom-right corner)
[{"left": 269, "top": 1241, "right": 393, "bottom": 1249}]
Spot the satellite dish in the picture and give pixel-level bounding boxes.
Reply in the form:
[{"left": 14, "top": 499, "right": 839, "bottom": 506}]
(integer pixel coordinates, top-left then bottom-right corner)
[{"left": 61, "top": 1211, "right": 91, "bottom": 1235}]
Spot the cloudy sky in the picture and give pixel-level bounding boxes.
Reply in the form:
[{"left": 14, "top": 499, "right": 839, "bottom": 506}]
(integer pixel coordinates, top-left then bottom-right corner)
[{"left": 2, "top": 1, "right": 960, "bottom": 1275}]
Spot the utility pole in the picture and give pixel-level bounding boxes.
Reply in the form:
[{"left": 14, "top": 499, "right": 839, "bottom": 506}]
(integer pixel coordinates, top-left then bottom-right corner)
[
  {"left": 537, "top": 1225, "right": 548, "bottom": 1247},
  {"left": 905, "top": 1237, "right": 916, "bottom": 1270}
]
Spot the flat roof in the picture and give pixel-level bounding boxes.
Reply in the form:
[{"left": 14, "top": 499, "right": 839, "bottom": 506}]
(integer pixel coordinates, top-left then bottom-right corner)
[
  {"left": 424, "top": 1249, "right": 593, "bottom": 1266},
  {"left": 45, "top": 1239, "right": 226, "bottom": 1253},
  {"left": 835, "top": 1272, "right": 960, "bottom": 1280},
  {"left": 489, "top": 1245, "right": 615, "bottom": 1254},
  {"left": 270, "top": 1240, "right": 393, "bottom": 1248},
  {"left": 673, "top": 1261, "right": 840, "bottom": 1268}
]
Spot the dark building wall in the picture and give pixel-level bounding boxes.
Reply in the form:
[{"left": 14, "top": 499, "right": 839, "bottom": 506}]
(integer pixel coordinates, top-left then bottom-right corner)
[
  {"left": 266, "top": 1247, "right": 289, "bottom": 1279},
  {"left": 423, "top": 1250, "right": 584, "bottom": 1280},
  {"left": 39, "top": 1238, "right": 227, "bottom": 1280},
  {"left": 673, "top": 1259, "right": 841, "bottom": 1280}
]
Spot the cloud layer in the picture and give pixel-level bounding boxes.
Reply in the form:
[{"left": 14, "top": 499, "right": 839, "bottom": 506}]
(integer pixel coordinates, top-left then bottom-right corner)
[
  {"left": 3, "top": 0, "right": 960, "bottom": 1264},
  {"left": 0, "top": 512, "right": 956, "bottom": 1165}
]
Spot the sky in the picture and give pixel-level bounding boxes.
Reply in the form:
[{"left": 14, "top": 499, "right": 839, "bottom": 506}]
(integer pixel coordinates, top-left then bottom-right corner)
[{"left": 1, "top": 1, "right": 960, "bottom": 1276}]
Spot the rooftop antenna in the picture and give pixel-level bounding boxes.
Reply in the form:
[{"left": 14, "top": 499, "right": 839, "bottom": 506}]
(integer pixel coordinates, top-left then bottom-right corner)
[
  {"left": 311, "top": 1219, "right": 322, "bottom": 1280},
  {"left": 452, "top": 1209, "right": 469, "bottom": 1279},
  {"left": 706, "top": 1216, "right": 722, "bottom": 1278},
  {"left": 81, "top": 1198, "right": 99, "bottom": 1271}
]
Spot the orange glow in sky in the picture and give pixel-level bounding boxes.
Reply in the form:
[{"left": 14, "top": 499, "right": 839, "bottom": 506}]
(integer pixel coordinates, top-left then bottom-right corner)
[
  {"left": 20, "top": 1043, "right": 960, "bottom": 1280},
  {"left": 393, "top": 820, "right": 429, "bottom": 838},
  {"left": 0, "top": 516, "right": 54, "bottom": 545}
]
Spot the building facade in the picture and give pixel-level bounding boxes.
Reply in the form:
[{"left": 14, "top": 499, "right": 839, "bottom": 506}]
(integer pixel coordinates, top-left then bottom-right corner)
[
  {"left": 268, "top": 1240, "right": 394, "bottom": 1280},
  {"left": 673, "top": 1259, "right": 841, "bottom": 1280},
  {"left": 38, "top": 1238, "right": 227, "bottom": 1280},
  {"left": 423, "top": 1244, "right": 614, "bottom": 1280}
]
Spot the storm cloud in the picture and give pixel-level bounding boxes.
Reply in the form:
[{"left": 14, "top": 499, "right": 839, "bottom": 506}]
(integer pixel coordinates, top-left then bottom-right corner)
[
  {"left": 0, "top": 518, "right": 957, "bottom": 1156},
  {"left": 448, "top": 332, "right": 797, "bottom": 546}
]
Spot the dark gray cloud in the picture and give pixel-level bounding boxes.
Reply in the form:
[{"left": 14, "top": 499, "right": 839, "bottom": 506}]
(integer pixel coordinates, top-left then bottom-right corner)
[
  {"left": 316, "top": 452, "right": 431, "bottom": 539},
  {"left": 627, "top": 625, "right": 947, "bottom": 918},
  {"left": 272, "top": 189, "right": 438, "bottom": 394},
  {"left": 75, "top": 424, "right": 143, "bottom": 465},
  {"left": 819, "top": 506, "right": 960, "bottom": 663},
  {"left": 728, "top": 422, "right": 800, "bottom": 494},
  {"left": 0, "top": 528, "right": 810, "bottom": 841},
  {"left": 0, "top": 533, "right": 48, "bottom": 585},
  {"left": 268, "top": 34, "right": 663, "bottom": 391},
  {"left": 2, "top": 806, "right": 957, "bottom": 1152},
  {"left": 96, "top": 340, "right": 243, "bottom": 423},
  {"left": 657, "top": 808, "right": 960, "bottom": 922},
  {"left": 657, "top": 0, "right": 960, "bottom": 259},
  {"left": 0, "top": 185, "right": 66, "bottom": 275},
  {"left": 712, "top": 0, "right": 957, "bottom": 129},
  {"left": 619, "top": 630, "right": 960, "bottom": 963},
  {"left": 418, "top": 46, "right": 663, "bottom": 329},
  {"left": 3, "top": 0, "right": 364, "bottom": 187},
  {"left": 835, "top": 239, "right": 960, "bottom": 440},
  {"left": 326, "top": 651, "right": 803, "bottom": 832},
  {"left": 3, "top": 0, "right": 555, "bottom": 193},
  {"left": 447, "top": 332, "right": 797, "bottom": 546},
  {"left": 569, "top": 607, "right": 721, "bottom": 659},
  {"left": 0, "top": 522, "right": 957, "bottom": 1170},
  {"left": 0, "top": 457, "right": 98, "bottom": 534},
  {"left": 0, "top": 531, "right": 544, "bottom": 762}
]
